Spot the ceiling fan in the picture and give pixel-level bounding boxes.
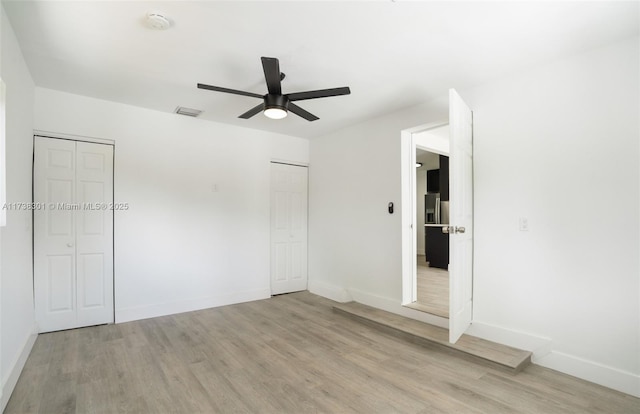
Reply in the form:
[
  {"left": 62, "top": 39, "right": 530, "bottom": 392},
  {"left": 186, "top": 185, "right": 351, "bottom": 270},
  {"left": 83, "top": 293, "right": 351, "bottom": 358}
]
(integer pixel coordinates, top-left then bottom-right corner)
[{"left": 197, "top": 57, "right": 351, "bottom": 122}]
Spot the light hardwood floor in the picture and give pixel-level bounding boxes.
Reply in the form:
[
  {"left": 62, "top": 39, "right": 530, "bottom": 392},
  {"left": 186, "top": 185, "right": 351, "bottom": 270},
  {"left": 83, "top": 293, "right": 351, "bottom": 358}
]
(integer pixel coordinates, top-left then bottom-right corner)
[
  {"left": 408, "top": 255, "right": 449, "bottom": 317},
  {"left": 6, "top": 292, "right": 639, "bottom": 414}
]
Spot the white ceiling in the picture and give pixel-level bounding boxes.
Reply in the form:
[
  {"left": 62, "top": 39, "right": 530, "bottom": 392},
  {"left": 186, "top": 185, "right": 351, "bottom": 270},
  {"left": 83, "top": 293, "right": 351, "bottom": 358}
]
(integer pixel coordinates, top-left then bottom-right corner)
[
  {"left": 3, "top": 1, "right": 638, "bottom": 139},
  {"left": 416, "top": 149, "right": 439, "bottom": 171}
]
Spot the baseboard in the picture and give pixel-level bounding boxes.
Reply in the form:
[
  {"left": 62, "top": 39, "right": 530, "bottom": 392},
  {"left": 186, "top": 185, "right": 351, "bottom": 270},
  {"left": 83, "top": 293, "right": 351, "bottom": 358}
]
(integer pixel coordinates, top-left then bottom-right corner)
[
  {"left": 347, "top": 288, "right": 448, "bottom": 328},
  {"left": 2, "top": 324, "right": 38, "bottom": 411},
  {"left": 535, "top": 350, "right": 640, "bottom": 398},
  {"left": 308, "top": 279, "right": 352, "bottom": 303},
  {"left": 465, "top": 321, "right": 552, "bottom": 356},
  {"left": 417, "top": 250, "right": 425, "bottom": 256},
  {"left": 116, "top": 288, "right": 271, "bottom": 323},
  {"left": 467, "top": 321, "right": 639, "bottom": 397}
]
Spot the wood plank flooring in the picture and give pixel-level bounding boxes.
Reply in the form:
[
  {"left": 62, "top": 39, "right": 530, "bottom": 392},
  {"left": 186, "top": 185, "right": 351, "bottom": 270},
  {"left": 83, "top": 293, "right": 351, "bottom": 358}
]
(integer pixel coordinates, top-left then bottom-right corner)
[
  {"left": 333, "top": 301, "right": 531, "bottom": 373},
  {"left": 5, "top": 291, "right": 640, "bottom": 414},
  {"left": 407, "top": 255, "right": 449, "bottom": 318}
]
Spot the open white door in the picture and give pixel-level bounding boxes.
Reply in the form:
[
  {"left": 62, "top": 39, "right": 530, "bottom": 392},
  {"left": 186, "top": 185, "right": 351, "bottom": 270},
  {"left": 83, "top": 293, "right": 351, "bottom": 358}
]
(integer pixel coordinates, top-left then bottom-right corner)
[{"left": 448, "top": 89, "right": 473, "bottom": 343}]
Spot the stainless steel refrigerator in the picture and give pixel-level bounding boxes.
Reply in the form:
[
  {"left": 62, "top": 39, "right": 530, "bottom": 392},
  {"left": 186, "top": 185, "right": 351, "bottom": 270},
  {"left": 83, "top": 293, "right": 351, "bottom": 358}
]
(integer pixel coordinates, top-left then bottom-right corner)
[{"left": 425, "top": 194, "right": 449, "bottom": 225}]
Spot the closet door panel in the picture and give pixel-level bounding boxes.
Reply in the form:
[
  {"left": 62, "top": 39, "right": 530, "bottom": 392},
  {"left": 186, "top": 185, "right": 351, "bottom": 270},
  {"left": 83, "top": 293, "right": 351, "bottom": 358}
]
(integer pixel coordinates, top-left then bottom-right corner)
[
  {"left": 34, "top": 137, "right": 114, "bottom": 332},
  {"left": 34, "top": 137, "right": 78, "bottom": 332},
  {"left": 75, "top": 141, "right": 114, "bottom": 327}
]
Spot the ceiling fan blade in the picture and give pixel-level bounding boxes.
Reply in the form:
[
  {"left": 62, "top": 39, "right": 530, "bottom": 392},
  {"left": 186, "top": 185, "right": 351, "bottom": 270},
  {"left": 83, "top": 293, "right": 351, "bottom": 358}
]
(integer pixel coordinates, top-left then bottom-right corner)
[
  {"left": 238, "top": 103, "right": 265, "bottom": 119},
  {"left": 287, "top": 87, "right": 351, "bottom": 102},
  {"left": 288, "top": 103, "right": 319, "bottom": 122},
  {"left": 261, "top": 57, "right": 282, "bottom": 95},
  {"left": 197, "top": 83, "right": 263, "bottom": 99}
]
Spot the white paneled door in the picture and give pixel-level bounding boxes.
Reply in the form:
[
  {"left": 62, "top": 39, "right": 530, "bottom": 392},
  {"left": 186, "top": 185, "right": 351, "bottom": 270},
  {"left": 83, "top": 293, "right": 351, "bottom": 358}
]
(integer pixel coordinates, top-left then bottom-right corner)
[
  {"left": 270, "top": 163, "right": 308, "bottom": 295},
  {"left": 448, "top": 89, "right": 474, "bottom": 343},
  {"left": 34, "top": 137, "right": 114, "bottom": 333}
]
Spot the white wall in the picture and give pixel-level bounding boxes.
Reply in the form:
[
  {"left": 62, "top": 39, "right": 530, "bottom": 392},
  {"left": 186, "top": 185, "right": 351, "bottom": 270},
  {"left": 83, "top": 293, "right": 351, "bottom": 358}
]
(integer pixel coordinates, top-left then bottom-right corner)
[
  {"left": 0, "top": 5, "right": 37, "bottom": 410},
  {"left": 34, "top": 88, "right": 308, "bottom": 323},
  {"left": 464, "top": 36, "right": 639, "bottom": 396},
  {"left": 308, "top": 95, "right": 448, "bottom": 305},
  {"left": 309, "top": 36, "right": 639, "bottom": 396}
]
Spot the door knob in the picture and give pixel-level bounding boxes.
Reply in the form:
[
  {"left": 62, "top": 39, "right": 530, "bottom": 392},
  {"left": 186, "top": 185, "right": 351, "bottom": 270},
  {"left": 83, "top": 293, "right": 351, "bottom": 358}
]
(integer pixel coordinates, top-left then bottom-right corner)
[
  {"left": 67, "top": 243, "right": 74, "bottom": 247},
  {"left": 442, "top": 226, "right": 466, "bottom": 234}
]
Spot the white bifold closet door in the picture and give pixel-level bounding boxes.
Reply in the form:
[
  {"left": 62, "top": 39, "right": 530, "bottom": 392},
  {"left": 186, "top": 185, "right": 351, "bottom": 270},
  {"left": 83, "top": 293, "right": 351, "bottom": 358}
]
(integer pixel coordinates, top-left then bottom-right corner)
[
  {"left": 34, "top": 136, "right": 114, "bottom": 333},
  {"left": 270, "top": 162, "right": 308, "bottom": 295}
]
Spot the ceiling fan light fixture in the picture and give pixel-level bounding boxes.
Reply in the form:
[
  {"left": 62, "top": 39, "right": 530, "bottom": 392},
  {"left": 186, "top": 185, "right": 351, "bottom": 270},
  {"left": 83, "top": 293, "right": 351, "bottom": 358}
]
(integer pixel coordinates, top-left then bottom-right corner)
[
  {"left": 264, "top": 107, "right": 288, "bottom": 119},
  {"left": 263, "top": 94, "right": 289, "bottom": 120}
]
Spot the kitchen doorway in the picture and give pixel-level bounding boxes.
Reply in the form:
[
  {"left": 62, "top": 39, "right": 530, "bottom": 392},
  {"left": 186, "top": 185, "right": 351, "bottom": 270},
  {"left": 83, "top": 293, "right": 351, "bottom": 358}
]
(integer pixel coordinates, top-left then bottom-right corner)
[
  {"left": 409, "top": 148, "right": 450, "bottom": 318},
  {"left": 400, "top": 89, "right": 474, "bottom": 343}
]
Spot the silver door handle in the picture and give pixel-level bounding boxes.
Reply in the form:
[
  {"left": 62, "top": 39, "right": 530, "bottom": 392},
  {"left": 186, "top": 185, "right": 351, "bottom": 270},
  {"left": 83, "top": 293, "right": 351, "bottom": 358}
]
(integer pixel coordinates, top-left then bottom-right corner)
[
  {"left": 442, "top": 226, "right": 466, "bottom": 234},
  {"left": 67, "top": 243, "right": 74, "bottom": 247}
]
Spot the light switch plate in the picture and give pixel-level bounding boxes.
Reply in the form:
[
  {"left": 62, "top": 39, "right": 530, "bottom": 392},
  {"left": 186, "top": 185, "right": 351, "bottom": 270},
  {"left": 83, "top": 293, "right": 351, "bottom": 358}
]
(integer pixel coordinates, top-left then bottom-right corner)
[{"left": 519, "top": 217, "right": 529, "bottom": 231}]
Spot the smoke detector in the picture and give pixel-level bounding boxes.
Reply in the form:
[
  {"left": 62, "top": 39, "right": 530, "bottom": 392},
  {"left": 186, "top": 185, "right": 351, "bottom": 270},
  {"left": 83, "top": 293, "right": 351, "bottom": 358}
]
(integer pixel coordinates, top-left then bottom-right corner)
[{"left": 146, "top": 12, "right": 171, "bottom": 30}]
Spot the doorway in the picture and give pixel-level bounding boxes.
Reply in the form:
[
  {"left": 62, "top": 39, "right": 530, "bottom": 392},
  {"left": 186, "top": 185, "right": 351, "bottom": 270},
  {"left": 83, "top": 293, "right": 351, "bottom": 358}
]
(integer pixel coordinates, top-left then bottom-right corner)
[
  {"left": 33, "top": 136, "right": 115, "bottom": 333},
  {"left": 409, "top": 148, "right": 450, "bottom": 318},
  {"left": 405, "top": 128, "right": 451, "bottom": 318},
  {"left": 400, "top": 88, "right": 474, "bottom": 343}
]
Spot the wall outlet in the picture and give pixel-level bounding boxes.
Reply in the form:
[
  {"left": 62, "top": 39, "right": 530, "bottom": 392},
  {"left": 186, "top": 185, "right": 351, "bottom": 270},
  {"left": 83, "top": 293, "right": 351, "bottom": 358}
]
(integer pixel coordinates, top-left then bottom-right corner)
[{"left": 519, "top": 217, "right": 529, "bottom": 232}]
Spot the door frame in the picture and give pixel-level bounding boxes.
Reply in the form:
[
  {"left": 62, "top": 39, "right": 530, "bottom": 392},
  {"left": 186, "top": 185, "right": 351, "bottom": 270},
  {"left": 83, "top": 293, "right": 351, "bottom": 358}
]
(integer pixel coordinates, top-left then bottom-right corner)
[
  {"left": 400, "top": 121, "right": 449, "bottom": 306},
  {"left": 32, "top": 132, "right": 116, "bottom": 330}
]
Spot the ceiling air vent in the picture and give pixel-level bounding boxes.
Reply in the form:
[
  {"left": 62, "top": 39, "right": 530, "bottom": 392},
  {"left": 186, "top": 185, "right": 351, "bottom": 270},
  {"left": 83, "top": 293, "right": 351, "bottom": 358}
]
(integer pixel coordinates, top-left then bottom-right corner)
[{"left": 175, "top": 106, "right": 202, "bottom": 117}]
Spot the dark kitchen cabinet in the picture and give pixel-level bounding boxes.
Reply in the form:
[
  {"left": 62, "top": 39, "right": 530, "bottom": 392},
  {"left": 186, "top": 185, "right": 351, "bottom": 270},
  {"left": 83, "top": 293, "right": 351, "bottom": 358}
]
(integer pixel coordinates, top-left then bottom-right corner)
[
  {"left": 439, "top": 155, "right": 449, "bottom": 201},
  {"left": 425, "top": 226, "right": 449, "bottom": 270},
  {"left": 427, "top": 169, "right": 439, "bottom": 193},
  {"left": 424, "top": 155, "right": 450, "bottom": 270}
]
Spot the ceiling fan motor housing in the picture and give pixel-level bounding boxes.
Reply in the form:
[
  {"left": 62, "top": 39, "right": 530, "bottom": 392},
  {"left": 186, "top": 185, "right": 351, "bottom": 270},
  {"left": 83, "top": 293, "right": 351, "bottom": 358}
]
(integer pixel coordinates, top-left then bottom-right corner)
[{"left": 264, "top": 94, "right": 289, "bottom": 111}]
